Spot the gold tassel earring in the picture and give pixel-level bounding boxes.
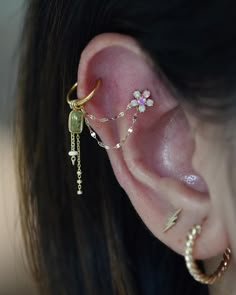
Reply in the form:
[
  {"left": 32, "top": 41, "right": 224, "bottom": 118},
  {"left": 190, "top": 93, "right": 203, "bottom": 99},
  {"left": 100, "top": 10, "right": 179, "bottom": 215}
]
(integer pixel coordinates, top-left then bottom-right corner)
[{"left": 66, "top": 80, "right": 101, "bottom": 195}]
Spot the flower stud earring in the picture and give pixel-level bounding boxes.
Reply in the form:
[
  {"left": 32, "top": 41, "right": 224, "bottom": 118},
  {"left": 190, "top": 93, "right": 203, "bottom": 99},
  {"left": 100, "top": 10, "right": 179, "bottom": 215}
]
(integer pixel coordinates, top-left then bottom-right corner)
[
  {"left": 66, "top": 79, "right": 155, "bottom": 196},
  {"left": 131, "top": 89, "right": 154, "bottom": 112}
]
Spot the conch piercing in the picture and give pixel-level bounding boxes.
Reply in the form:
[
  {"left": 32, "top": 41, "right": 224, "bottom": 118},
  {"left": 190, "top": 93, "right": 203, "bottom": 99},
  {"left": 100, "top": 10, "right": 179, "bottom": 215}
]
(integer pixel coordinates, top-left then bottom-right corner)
[
  {"left": 66, "top": 79, "right": 154, "bottom": 195},
  {"left": 163, "top": 208, "right": 182, "bottom": 233},
  {"left": 184, "top": 224, "right": 232, "bottom": 284}
]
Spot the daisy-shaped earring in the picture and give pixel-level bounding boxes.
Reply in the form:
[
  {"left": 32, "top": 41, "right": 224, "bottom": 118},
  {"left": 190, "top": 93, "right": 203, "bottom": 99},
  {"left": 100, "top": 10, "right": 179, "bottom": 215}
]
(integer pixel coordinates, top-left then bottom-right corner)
[{"left": 130, "top": 89, "right": 154, "bottom": 112}]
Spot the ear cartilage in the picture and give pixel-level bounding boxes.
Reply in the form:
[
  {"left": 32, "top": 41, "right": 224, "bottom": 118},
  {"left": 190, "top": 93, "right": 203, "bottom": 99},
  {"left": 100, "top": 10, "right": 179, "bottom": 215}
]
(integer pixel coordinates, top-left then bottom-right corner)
[{"left": 163, "top": 208, "right": 182, "bottom": 233}]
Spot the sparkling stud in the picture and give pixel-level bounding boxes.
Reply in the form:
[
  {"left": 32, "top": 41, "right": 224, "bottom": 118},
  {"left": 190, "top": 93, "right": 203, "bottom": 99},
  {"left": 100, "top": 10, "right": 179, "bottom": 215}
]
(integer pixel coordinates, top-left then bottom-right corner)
[{"left": 131, "top": 89, "right": 154, "bottom": 112}]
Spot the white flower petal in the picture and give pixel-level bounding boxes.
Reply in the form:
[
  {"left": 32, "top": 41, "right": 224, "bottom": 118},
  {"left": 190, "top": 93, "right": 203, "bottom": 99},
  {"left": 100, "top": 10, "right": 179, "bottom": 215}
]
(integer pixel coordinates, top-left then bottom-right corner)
[
  {"left": 143, "top": 90, "right": 151, "bottom": 98},
  {"left": 146, "top": 99, "right": 154, "bottom": 106},
  {"left": 131, "top": 99, "right": 138, "bottom": 106},
  {"left": 139, "top": 105, "right": 146, "bottom": 112},
  {"left": 133, "top": 90, "right": 141, "bottom": 98}
]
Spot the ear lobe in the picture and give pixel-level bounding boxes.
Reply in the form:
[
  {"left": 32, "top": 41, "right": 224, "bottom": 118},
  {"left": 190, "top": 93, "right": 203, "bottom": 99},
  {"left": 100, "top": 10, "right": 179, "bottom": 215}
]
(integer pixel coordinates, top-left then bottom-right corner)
[{"left": 76, "top": 33, "right": 229, "bottom": 260}]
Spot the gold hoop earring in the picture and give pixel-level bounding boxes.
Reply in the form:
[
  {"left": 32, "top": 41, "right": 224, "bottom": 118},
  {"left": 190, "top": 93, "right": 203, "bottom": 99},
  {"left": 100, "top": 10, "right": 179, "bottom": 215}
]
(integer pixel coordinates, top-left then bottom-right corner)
[
  {"left": 184, "top": 224, "right": 232, "bottom": 285},
  {"left": 67, "top": 80, "right": 101, "bottom": 110}
]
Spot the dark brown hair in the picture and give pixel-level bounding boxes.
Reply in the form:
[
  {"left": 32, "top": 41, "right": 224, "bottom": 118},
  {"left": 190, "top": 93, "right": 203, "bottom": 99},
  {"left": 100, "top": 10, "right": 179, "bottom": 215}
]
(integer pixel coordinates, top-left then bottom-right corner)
[{"left": 15, "top": 0, "right": 236, "bottom": 294}]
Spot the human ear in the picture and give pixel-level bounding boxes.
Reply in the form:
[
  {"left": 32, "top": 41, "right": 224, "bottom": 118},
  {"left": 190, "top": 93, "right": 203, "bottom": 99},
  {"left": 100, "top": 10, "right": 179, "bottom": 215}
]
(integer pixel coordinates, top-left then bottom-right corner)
[{"left": 76, "top": 33, "right": 229, "bottom": 259}]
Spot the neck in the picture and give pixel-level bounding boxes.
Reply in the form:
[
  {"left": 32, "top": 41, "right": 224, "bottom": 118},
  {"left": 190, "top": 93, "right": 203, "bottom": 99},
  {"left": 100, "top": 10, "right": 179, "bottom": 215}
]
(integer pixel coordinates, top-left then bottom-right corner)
[{"left": 205, "top": 257, "right": 236, "bottom": 295}]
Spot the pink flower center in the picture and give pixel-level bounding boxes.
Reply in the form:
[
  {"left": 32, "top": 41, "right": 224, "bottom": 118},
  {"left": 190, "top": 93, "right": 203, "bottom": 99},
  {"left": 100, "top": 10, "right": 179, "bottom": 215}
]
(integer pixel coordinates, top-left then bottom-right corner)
[{"left": 137, "top": 96, "right": 146, "bottom": 105}]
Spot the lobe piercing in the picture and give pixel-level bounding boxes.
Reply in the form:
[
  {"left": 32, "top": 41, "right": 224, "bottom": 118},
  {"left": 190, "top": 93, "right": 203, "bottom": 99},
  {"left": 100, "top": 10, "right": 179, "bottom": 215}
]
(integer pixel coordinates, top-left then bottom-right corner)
[{"left": 163, "top": 208, "right": 182, "bottom": 233}]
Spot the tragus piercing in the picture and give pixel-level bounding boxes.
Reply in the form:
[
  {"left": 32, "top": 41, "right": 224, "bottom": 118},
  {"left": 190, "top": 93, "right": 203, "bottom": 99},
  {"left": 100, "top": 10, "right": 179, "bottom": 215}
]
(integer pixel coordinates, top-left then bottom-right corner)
[{"left": 66, "top": 79, "right": 154, "bottom": 195}]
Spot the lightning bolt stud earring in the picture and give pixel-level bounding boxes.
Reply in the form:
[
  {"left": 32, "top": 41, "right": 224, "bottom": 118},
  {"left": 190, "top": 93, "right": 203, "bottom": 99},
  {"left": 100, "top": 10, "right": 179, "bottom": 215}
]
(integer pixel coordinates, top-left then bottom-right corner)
[{"left": 163, "top": 208, "right": 182, "bottom": 233}]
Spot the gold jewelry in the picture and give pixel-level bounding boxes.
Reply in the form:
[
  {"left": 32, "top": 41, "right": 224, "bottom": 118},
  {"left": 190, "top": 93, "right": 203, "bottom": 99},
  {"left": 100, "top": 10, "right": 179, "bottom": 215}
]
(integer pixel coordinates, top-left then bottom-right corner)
[
  {"left": 66, "top": 79, "right": 154, "bottom": 195},
  {"left": 67, "top": 80, "right": 101, "bottom": 109},
  {"left": 184, "top": 224, "right": 232, "bottom": 285},
  {"left": 163, "top": 208, "right": 182, "bottom": 233},
  {"left": 67, "top": 80, "right": 101, "bottom": 195}
]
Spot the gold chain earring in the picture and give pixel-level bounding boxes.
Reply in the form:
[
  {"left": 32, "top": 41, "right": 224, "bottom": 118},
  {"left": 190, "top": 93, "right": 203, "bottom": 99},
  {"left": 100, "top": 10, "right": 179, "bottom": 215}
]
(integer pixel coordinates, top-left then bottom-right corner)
[
  {"left": 66, "top": 80, "right": 101, "bottom": 195},
  {"left": 66, "top": 79, "right": 154, "bottom": 196},
  {"left": 184, "top": 224, "right": 232, "bottom": 284}
]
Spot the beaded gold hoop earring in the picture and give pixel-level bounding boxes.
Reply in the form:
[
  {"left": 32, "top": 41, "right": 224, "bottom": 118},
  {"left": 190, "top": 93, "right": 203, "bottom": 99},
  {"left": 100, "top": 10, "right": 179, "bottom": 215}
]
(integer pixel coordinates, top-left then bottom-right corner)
[
  {"left": 66, "top": 79, "right": 154, "bottom": 195},
  {"left": 184, "top": 224, "right": 232, "bottom": 285}
]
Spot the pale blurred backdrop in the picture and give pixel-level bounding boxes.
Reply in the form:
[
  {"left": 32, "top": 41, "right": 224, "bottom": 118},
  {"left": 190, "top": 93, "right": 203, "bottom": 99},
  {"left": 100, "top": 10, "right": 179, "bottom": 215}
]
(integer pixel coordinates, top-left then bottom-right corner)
[{"left": 0, "top": 1, "right": 37, "bottom": 294}]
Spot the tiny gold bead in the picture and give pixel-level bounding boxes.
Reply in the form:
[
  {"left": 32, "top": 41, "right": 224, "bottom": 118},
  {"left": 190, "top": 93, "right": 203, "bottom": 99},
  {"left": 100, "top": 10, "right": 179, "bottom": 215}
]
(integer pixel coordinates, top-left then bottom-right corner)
[
  {"left": 185, "top": 249, "right": 192, "bottom": 256},
  {"left": 186, "top": 240, "right": 193, "bottom": 248},
  {"left": 192, "top": 228, "right": 197, "bottom": 236},
  {"left": 69, "top": 150, "right": 78, "bottom": 156},
  {"left": 187, "top": 262, "right": 192, "bottom": 269},
  {"left": 196, "top": 225, "right": 202, "bottom": 234},
  {"left": 185, "top": 256, "right": 192, "bottom": 263}
]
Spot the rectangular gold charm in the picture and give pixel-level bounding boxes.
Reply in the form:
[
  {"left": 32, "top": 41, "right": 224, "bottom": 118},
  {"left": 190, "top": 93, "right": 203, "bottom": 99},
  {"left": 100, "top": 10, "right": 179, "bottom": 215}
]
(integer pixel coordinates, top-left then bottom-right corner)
[{"left": 68, "top": 110, "right": 84, "bottom": 133}]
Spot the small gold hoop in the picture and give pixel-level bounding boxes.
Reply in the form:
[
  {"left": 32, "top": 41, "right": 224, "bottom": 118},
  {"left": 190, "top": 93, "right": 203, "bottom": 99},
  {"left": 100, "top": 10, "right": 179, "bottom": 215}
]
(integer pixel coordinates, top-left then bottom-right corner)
[
  {"left": 184, "top": 224, "right": 232, "bottom": 285},
  {"left": 66, "top": 79, "right": 101, "bottom": 109}
]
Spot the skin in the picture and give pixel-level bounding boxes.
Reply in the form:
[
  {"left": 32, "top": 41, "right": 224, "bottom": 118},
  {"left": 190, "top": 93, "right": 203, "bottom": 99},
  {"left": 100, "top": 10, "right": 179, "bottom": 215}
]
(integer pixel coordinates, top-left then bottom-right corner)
[{"left": 77, "top": 33, "right": 236, "bottom": 295}]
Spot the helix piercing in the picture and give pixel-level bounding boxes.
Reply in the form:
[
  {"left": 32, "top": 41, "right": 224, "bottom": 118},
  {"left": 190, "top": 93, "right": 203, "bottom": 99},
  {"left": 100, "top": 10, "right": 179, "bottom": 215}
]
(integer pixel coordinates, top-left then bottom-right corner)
[{"left": 66, "top": 79, "right": 154, "bottom": 195}]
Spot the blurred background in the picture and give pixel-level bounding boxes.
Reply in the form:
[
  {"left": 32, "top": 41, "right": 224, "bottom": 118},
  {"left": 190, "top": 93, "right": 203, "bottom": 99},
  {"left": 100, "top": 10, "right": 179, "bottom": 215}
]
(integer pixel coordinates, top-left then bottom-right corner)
[
  {"left": 0, "top": 1, "right": 22, "bottom": 128},
  {"left": 0, "top": 2, "right": 37, "bottom": 294}
]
